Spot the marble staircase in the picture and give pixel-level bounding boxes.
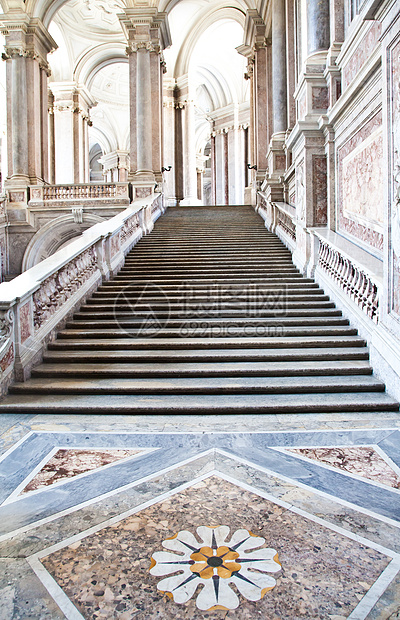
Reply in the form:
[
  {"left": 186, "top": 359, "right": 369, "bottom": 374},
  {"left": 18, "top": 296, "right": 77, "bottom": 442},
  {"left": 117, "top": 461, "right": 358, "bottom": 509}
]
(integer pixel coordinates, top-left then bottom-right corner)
[{"left": 1, "top": 206, "right": 398, "bottom": 413}]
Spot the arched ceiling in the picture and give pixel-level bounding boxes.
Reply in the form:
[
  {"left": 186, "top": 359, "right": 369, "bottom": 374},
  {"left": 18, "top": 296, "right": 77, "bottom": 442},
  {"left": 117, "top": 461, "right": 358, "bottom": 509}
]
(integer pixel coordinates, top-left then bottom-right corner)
[{"left": 0, "top": 0, "right": 252, "bottom": 162}]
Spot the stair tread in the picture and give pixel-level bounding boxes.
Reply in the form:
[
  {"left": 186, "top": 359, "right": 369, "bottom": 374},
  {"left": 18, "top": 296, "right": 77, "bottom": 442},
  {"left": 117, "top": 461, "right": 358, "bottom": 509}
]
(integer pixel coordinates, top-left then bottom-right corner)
[
  {"left": 50, "top": 336, "right": 366, "bottom": 348},
  {"left": 32, "top": 360, "right": 373, "bottom": 377},
  {"left": 0, "top": 392, "right": 397, "bottom": 412},
  {"left": 10, "top": 375, "right": 385, "bottom": 394}
]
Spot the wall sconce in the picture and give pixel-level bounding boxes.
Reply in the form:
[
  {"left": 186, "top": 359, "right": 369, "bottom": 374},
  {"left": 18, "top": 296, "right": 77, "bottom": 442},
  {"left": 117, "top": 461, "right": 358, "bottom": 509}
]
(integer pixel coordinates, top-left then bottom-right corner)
[
  {"left": 162, "top": 166, "right": 172, "bottom": 172},
  {"left": 247, "top": 164, "right": 257, "bottom": 170}
]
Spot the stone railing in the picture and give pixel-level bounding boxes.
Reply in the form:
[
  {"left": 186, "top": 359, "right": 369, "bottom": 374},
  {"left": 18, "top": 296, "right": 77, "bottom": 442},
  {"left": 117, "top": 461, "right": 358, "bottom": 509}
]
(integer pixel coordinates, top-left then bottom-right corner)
[
  {"left": 0, "top": 193, "right": 165, "bottom": 395},
  {"left": 311, "top": 229, "right": 382, "bottom": 324},
  {"left": 256, "top": 192, "right": 296, "bottom": 248},
  {"left": 29, "top": 183, "right": 130, "bottom": 205}
]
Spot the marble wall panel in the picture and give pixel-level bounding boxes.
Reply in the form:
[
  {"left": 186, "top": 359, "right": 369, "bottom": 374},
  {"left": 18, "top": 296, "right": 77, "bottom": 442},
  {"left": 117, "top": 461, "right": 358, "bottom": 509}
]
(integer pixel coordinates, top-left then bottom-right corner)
[
  {"left": 342, "top": 128, "right": 384, "bottom": 228},
  {"left": 342, "top": 22, "right": 382, "bottom": 90},
  {"left": 0, "top": 344, "right": 14, "bottom": 373},
  {"left": 313, "top": 155, "right": 328, "bottom": 225},
  {"left": 337, "top": 111, "right": 384, "bottom": 251},
  {"left": 312, "top": 87, "right": 328, "bottom": 110},
  {"left": 19, "top": 302, "right": 31, "bottom": 344}
]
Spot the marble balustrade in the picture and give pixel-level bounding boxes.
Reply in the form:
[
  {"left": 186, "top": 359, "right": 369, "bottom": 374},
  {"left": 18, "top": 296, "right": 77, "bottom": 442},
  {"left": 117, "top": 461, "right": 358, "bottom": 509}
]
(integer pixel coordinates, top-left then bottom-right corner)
[{"left": 0, "top": 193, "right": 165, "bottom": 396}]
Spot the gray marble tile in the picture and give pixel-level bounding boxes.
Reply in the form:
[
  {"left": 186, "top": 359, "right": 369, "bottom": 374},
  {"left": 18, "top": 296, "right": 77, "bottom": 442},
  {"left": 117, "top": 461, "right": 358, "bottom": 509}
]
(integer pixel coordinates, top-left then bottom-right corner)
[{"left": 223, "top": 445, "right": 400, "bottom": 522}]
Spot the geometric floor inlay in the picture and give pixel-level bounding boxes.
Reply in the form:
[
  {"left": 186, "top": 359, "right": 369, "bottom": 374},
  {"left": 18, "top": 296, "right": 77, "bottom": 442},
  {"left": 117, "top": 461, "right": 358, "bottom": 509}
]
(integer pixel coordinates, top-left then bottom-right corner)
[
  {"left": 288, "top": 447, "right": 400, "bottom": 489},
  {"left": 41, "top": 476, "right": 392, "bottom": 619},
  {"left": 21, "top": 449, "right": 142, "bottom": 494}
]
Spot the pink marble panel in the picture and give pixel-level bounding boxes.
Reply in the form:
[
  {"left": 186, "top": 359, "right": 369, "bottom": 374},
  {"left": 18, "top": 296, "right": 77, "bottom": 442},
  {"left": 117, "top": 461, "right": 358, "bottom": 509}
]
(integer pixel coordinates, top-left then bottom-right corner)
[
  {"left": 297, "top": 92, "right": 306, "bottom": 121},
  {"left": 19, "top": 301, "right": 31, "bottom": 344},
  {"left": 110, "top": 233, "right": 120, "bottom": 257},
  {"left": 337, "top": 111, "right": 384, "bottom": 251},
  {"left": 342, "top": 22, "right": 382, "bottom": 90},
  {"left": 313, "top": 155, "right": 327, "bottom": 225},
  {"left": 21, "top": 448, "right": 142, "bottom": 493},
  {"left": 136, "top": 187, "right": 153, "bottom": 198},
  {"left": 342, "top": 130, "right": 384, "bottom": 227},
  {"left": 312, "top": 87, "right": 328, "bottom": 110},
  {"left": 0, "top": 343, "right": 14, "bottom": 373},
  {"left": 289, "top": 447, "right": 400, "bottom": 488}
]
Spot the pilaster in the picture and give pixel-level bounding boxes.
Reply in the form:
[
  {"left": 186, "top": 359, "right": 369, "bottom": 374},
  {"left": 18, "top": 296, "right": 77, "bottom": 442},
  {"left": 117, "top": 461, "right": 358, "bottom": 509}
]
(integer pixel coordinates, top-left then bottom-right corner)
[
  {"left": 50, "top": 83, "right": 96, "bottom": 185},
  {"left": 120, "top": 8, "right": 171, "bottom": 196}
]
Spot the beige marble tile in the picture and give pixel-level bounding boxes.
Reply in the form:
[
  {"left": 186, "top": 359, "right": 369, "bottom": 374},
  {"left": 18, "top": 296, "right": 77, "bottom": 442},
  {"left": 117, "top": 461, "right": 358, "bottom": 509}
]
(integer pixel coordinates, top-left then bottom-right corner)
[{"left": 41, "top": 476, "right": 391, "bottom": 619}]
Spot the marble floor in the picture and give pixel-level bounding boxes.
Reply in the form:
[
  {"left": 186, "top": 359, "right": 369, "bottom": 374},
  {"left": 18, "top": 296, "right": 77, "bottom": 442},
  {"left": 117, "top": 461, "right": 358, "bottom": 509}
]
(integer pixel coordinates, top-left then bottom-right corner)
[{"left": 1, "top": 412, "right": 400, "bottom": 619}]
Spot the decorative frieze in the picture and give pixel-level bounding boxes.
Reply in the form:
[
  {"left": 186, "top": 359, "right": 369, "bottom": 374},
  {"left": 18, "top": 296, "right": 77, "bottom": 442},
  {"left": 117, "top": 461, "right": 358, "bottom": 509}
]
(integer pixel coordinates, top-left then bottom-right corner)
[
  {"left": 33, "top": 248, "right": 97, "bottom": 330},
  {"left": 0, "top": 309, "right": 14, "bottom": 344},
  {"left": 120, "top": 214, "right": 140, "bottom": 246}
]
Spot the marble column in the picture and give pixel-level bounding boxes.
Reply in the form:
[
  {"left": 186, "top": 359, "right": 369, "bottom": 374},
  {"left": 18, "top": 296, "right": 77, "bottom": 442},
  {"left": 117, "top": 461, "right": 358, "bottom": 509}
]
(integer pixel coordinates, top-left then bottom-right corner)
[
  {"left": 286, "top": 0, "right": 331, "bottom": 273},
  {"left": 136, "top": 47, "right": 153, "bottom": 175},
  {"left": 237, "top": 10, "right": 270, "bottom": 197},
  {"left": 308, "top": 0, "right": 330, "bottom": 55},
  {"left": 1, "top": 16, "right": 57, "bottom": 188},
  {"left": 48, "top": 90, "right": 55, "bottom": 185},
  {"left": 175, "top": 75, "right": 199, "bottom": 205},
  {"left": 120, "top": 9, "right": 171, "bottom": 194},
  {"left": 162, "top": 80, "right": 177, "bottom": 206},
  {"left": 50, "top": 83, "right": 96, "bottom": 184},
  {"left": 10, "top": 52, "right": 29, "bottom": 182},
  {"left": 272, "top": 0, "right": 287, "bottom": 136}
]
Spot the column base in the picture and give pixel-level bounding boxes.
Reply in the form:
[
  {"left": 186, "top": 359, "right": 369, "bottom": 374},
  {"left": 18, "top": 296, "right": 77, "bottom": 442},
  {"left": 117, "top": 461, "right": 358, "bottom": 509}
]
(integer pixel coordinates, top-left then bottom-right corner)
[{"left": 179, "top": 197, "right": 202, "bottom": 206}]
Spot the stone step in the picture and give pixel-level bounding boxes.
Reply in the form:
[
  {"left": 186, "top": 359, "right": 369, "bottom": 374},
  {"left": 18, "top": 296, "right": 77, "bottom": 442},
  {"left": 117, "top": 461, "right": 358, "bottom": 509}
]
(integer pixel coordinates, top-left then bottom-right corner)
[
  {"left": 49, "top": 335, "right": 366, "bottom": 349},
  {"left": 82, "top": 300, "right": 337, "bottom": 310},
  {"left": 91, "top": 291, "right": 328, "bottom": 301},
  {"left": 42, "top": 346, "right": 370, "bottom": 363},
  {"left": 62, "top": 325, "right": 357, "bottom": 338},
  {"left": 31, "top": 360, "right": 374, "bottom": 378},
  {"left": 100, "top": 277, "right": 314, "bottom": 288},
  {"left": 9, "top": 375, "right": 385, "bottom": 395},
  {"left": 74, "top": 308, "right": 344, "bottom": 319},
  {"left": 0, "top": 392, "right": 397, "bottom": 413},
  {"left": 98, "top": 280, "right": 320, "bottom": 291},
  {"left": 68, "top": 317, "right": 351, "bottom": 329}
]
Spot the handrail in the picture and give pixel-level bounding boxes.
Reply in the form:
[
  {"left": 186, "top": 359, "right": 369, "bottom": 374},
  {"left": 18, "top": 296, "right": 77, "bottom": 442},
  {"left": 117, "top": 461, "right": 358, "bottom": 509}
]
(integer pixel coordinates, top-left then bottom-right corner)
[{"left": 0, "top": 192, "right": 165, "bottom": 395}]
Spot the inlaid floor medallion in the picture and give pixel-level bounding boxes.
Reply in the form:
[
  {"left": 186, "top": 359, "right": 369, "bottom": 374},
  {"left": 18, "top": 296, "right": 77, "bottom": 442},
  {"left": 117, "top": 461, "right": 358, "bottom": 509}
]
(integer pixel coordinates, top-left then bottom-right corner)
[{"left": 150, "top": 525, "right": 281, "bottom": 611}]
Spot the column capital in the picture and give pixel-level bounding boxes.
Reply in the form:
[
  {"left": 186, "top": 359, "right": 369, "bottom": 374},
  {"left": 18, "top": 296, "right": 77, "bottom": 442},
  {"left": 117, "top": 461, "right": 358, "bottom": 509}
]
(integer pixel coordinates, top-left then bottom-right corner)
[
  {"left": 1, "top": 15, "right": 57, "bottom": 74},
  {"left": 119, "top": 8, "right": 171, "bottom": 51}
]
